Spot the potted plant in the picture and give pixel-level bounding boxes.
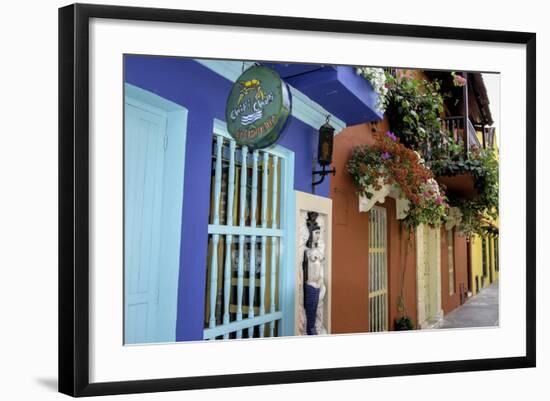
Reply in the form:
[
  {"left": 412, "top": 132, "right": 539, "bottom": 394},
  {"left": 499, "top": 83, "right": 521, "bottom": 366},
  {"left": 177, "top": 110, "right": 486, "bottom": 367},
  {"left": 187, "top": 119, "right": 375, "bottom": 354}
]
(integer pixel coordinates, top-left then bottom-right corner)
[{"left": 394, "top": 315, "right": 414, "bottom": 331}]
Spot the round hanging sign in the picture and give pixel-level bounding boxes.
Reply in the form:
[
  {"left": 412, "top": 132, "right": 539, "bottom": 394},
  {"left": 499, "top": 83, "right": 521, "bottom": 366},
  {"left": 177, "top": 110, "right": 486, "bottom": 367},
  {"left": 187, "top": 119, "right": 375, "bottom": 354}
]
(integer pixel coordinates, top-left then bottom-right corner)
[{"left": 225, "top": 66, "right": 291, "bottom": 150}]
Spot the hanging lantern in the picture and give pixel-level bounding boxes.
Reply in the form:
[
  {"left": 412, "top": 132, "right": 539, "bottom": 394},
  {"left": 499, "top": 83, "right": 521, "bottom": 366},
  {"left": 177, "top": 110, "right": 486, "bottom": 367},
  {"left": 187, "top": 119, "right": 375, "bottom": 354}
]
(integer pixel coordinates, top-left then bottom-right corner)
[
  {"left": 312, "top": 115, "right": 336, "bottom": 193},
  {"left": 317, "top": 116, "right": 335, "bottom": 166}
]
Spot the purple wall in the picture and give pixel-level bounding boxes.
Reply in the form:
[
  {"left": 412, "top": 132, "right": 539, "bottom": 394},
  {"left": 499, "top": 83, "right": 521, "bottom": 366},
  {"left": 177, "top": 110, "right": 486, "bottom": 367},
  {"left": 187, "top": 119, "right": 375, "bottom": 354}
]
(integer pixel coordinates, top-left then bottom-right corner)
[
  {"left": 124, "top": 55, "right": 329, "bottom": 341},
  {"left": 284, "top": 65, "right": 383, "bottom": 125}
]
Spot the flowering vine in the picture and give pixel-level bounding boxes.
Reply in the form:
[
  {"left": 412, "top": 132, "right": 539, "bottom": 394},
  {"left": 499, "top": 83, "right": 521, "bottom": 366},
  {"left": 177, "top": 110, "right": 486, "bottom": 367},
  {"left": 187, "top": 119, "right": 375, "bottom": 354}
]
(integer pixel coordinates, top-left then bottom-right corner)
[
  {"left": 356, "top": 67, "right": 388, "bottom": 111},
  {"left": 347, "top": 131, "right": 448, "bottom": 228}
]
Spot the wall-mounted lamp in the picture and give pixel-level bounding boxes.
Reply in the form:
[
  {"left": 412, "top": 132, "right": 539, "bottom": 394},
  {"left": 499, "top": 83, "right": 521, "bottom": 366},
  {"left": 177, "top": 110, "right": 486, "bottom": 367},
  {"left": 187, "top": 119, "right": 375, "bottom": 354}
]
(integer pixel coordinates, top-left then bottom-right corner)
[{"left": 312, "top": 115, "right": 336, "bottom": 192}]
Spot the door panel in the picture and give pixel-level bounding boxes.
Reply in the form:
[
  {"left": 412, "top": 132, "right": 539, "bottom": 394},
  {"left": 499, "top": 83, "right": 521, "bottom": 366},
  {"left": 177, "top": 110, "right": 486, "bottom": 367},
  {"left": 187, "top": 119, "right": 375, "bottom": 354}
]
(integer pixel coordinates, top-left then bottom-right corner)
[
  {"left": 416, "top": 224, "right": 441, "bottom": 328},
  {"left": 125, "top": 102, "right": 167, "bottom": 344},
  {"left": 424, "top": 228, "right": 437, "bottom": 320}
]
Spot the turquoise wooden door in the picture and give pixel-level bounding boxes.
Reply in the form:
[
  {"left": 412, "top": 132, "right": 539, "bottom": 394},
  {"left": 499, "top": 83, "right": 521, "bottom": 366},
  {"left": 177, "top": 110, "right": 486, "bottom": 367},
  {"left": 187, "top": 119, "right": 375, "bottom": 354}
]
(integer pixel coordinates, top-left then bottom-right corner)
[
  {"left": 124, "top": 101, "right": 168, "bottom": 344},
  {"left": 124, "top": 84, "right": 187, "bottom": 345}
]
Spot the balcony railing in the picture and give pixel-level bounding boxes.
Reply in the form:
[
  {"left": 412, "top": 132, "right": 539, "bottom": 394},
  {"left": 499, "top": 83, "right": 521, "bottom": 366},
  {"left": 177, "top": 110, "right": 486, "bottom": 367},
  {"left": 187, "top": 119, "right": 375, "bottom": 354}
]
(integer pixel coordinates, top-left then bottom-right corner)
[{"left": 440, "top": 116, "right": 482, "bottom": 160}]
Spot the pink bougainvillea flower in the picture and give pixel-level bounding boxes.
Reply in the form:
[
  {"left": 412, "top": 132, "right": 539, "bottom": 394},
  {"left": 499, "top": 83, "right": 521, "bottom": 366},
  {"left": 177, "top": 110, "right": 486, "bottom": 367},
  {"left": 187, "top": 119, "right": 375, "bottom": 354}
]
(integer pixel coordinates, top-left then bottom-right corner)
[
  {"left": 385, "top": 131, "right": 398, "bottom": 141},
  {"left": 452, "top": 72, "right": 467, "bottom": 87},
  {"left": 381, "top": 151, "right": 391, "bottom": 160},
  {"left": 435, "top": 196, "right": 444, "bottom": 205}
]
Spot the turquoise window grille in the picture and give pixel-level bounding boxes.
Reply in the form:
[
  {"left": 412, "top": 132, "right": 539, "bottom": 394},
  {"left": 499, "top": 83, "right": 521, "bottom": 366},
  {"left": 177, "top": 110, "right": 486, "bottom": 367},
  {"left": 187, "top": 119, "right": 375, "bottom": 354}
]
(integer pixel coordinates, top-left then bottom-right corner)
[{"left": 203, "top": 120, "right": 295, "bottom": 340}]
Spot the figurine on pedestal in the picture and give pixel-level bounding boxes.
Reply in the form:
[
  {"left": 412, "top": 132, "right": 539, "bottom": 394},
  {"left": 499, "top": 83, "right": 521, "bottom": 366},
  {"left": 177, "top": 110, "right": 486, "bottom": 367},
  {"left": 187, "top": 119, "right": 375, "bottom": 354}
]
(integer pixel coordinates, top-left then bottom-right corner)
[{"left": 302, "top": 212, "right": 327, "bottom": 335}]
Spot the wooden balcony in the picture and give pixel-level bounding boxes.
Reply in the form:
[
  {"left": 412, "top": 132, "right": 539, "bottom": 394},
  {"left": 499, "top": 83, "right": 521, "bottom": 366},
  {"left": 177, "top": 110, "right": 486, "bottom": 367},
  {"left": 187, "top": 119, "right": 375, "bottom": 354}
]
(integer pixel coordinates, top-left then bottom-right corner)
[
  {"left": 434, "top": 116, "right": 481, "bottom": 199},
  {"left": 436, "top": 173, "right": 477, "bottom": 200}
]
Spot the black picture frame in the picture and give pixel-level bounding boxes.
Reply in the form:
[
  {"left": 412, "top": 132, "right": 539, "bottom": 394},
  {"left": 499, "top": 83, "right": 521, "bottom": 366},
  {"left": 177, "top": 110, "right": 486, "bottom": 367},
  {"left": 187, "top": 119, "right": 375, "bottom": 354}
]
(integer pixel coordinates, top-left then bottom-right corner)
[{"left": 58, "top": 3, "right": 536, "bottom": 397}]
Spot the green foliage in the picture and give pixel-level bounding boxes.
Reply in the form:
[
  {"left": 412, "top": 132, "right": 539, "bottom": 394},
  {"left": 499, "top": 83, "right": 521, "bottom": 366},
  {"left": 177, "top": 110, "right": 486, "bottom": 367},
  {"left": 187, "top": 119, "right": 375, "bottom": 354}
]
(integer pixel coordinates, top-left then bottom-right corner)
[
  {"left": 346, "top": 142, "right": 383, "bottom": 200},
  {"left": 352, "top": 70, "right": 499, "bottom": 236},
  {"left": 394, "top": 316, "right": 414, "bottom": 331},
  {"left": 384, "top": 73, "right": 451, "bottom": 162},
  {"left": 431, "top": 148, "right": 499, "bottom": 235},
  {"left": 403, "top": 200, "right": 449, "bottom": 230},
  {"left": 347, "top": 131, "right": 448, "bottom": 229},
  {"left": 381, "top": 71, "right": 499, "bottom": 236}
]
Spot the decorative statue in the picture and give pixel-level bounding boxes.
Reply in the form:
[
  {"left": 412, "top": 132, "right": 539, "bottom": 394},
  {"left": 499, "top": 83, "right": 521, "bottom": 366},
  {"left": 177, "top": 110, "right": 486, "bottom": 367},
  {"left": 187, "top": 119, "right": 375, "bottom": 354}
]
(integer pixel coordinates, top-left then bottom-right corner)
[{"left": 301, "top": 212, "right": 327, "bottom": 335}]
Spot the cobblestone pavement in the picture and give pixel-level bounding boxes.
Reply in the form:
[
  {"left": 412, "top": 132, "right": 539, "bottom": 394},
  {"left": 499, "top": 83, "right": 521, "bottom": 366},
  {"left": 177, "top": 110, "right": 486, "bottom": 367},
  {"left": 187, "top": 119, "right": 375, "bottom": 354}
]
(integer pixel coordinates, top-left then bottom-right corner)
[{"left": 439, "top": 281, "right": 499, "bottom": 329}]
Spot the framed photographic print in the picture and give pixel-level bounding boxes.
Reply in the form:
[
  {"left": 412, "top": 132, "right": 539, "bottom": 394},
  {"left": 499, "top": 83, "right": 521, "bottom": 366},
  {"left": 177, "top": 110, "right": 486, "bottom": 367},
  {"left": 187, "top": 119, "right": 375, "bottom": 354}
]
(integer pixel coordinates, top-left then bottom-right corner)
[{"left": 58, "top": 2, "right": 536, "bottom": 397}]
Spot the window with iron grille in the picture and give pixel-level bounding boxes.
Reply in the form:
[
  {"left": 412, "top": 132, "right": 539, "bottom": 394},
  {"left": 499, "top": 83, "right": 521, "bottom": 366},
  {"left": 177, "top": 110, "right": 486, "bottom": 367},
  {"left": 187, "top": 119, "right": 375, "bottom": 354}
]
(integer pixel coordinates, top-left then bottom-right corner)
[
  {"left": 368, "top": 206, "right": 388, "bottom": 332},
  {"left": 203, "top": 129, "right": 288, "bottom": 340}
]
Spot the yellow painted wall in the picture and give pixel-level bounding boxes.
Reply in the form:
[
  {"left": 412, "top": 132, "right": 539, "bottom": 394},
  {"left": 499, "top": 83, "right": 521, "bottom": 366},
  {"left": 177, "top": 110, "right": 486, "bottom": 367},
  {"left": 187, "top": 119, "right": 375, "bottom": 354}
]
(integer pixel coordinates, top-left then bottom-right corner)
[
  {"left": 469, "top": 234, "right": 499, "bottom": 295},
  {"left": 468, "top": 129, "right": 499, "bottom": 295},
  {"left": 470, "top": 235, "right": 482, "bottom": 294}
]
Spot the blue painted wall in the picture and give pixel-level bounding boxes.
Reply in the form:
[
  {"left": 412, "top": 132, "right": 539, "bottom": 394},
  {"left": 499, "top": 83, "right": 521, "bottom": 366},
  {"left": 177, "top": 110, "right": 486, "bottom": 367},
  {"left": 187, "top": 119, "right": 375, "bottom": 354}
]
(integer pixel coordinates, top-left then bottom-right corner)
[
  {"left": 124, "top": 55, "right": 329, "bottom": 341},
  {"left": 284, "top": 66, "right": 383, "bottom": 125}
]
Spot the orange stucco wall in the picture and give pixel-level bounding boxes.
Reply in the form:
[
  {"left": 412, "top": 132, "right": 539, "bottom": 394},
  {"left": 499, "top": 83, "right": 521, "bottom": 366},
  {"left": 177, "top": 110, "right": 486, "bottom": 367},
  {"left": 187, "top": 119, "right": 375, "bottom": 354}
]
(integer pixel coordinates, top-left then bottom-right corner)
[
  {"left": 329, "top": 69, "right": 471, "bottom": 331},
  {"left": 440, "top": 229, "right": 469, "bottom": 314},
  {"left": 330, "top": 121, "right": 417, "bottom": 333},
  {"left": 386, "top": 198, "right": 418, "bottom": 328}
]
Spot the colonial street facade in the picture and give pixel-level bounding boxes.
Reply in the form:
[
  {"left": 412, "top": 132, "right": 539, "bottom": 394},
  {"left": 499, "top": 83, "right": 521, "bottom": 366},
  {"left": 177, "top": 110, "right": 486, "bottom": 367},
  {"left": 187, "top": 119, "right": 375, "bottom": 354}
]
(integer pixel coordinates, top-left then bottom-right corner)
[{"left": 123, "top": 56, "right": 499, "bottom": 343}]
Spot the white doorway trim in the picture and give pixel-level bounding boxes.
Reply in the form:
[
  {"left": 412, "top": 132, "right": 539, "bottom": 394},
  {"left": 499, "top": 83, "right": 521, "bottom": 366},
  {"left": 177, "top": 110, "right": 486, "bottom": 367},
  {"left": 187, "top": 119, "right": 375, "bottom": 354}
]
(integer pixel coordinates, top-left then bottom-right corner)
[{"left": 124, "top": 83, "right": 188, "bottom": 343}]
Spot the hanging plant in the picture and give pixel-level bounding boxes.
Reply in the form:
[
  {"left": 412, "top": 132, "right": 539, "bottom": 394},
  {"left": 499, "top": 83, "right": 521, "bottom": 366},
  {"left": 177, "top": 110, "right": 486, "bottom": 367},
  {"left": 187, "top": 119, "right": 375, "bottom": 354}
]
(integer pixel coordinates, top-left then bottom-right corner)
[
  {"left": 395, "top": 315, "right": 415, "bottom": 330},
  {"left": 380, "top": 70, "right": 498, "bottom": 235},
  {"left": 347, "top": 131, "right": 448, "bottom": 228},
  {"left": 383, "top": 73, "right": 451, "bottom": 163},
  {"left": 431, "top": 147, "right": 499, "bottom": 235},
  {"left": 356, "top": 67, "right": 388, "bottom": 112},
  {"left": 451, "top": 71, "right": 467, "bottom": 87}
]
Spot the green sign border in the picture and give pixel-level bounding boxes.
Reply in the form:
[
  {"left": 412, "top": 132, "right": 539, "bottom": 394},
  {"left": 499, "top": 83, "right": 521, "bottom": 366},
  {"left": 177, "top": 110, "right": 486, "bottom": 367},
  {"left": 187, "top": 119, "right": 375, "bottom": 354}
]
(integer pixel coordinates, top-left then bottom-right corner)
[{"left": 225, "top": 66, "right": 291, "bottom": 150}]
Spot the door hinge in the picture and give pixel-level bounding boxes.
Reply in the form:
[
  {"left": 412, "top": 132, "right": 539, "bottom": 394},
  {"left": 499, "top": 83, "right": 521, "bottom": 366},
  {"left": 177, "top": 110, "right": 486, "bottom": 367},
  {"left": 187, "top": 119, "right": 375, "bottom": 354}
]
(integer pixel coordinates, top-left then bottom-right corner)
[{"left": 163, "top": 134, "right": 168, "bottom": 150}]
